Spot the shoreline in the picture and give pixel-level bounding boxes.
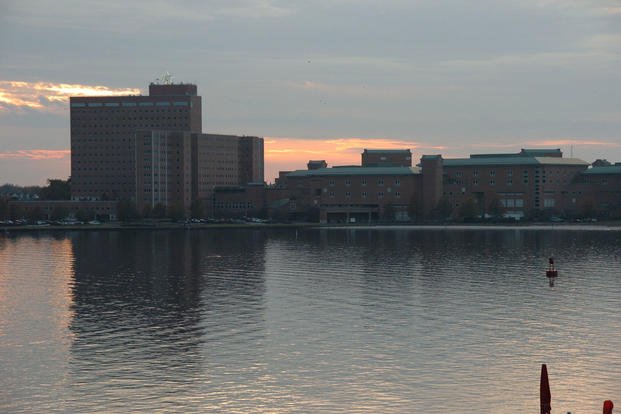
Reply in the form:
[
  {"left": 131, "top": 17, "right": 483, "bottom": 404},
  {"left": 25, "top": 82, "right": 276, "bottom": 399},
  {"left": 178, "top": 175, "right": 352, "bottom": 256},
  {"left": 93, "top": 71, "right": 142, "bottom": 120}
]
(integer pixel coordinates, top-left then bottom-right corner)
[{"left": 2, "top": 220, "right": 620, "bottom": 233}]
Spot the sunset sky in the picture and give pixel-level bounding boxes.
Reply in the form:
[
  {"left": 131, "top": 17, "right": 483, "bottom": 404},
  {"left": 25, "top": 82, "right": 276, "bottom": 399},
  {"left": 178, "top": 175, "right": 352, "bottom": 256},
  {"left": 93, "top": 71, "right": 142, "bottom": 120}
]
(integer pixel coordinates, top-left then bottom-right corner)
[{"left": 1, "top": 0, "right": 620, "bottom": 185}]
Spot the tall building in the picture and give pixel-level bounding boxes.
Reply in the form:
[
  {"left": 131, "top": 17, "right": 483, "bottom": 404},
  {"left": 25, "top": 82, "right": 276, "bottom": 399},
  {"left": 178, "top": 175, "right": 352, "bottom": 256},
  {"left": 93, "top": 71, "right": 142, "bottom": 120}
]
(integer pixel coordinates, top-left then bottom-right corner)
[
  {"left": 70, "top": 82, "right": 201, "bottom": 201},
  {"left": 238, "top": 136, "right": 264, "bottom": 185},
  {"left": 70, "top": 81, "right": 264, "bottom": 215},
  {"left": 135, "top": 130, "right": 193, "bottom": 212}
]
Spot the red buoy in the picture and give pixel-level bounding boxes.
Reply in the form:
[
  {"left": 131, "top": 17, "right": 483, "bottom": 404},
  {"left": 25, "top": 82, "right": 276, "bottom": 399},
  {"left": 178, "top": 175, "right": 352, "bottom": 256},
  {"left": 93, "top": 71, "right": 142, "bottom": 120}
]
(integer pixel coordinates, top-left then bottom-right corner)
[
  {"left": 604, "top": 400, "right": 614, "bottom": 414},
  {"left": 546, "top": 257, "right": 558, "bottom": 278}
]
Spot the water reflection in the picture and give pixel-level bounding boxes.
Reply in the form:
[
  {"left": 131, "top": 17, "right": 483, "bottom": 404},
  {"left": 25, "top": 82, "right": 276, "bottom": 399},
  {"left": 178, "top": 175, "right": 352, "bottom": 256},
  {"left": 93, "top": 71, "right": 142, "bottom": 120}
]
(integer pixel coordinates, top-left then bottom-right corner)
[
  {"left": 66, "top": 230, "right": 268, "bottom": 413},
  {"left": 2, "top": 227, "right": 621, "bottom": 413}
]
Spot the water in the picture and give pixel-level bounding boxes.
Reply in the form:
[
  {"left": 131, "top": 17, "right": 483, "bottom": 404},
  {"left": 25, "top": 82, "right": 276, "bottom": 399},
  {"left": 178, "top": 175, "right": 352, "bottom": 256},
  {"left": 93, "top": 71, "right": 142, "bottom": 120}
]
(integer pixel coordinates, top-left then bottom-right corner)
[{"left": 1, "top": 226, "right": 620, "bottom": 413}]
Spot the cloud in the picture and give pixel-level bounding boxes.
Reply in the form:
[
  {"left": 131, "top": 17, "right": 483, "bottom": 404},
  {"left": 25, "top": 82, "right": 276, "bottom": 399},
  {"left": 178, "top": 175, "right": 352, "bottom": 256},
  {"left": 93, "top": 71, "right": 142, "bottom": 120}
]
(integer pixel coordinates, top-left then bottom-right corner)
[
  {"left": 0, "top": 149, "right": 70, "bottom": 160},
  {"left": 0, "top": 81, "right": 141, "bottom": 114},
  {"left": 524, "top": 138, "right": 621, "bottom": 147},
  {"left": 263, "top": 136, "right": 446, "bottom": 182},
  {"left": 5, "top": 0, "right": 292, "bottom": 34}
]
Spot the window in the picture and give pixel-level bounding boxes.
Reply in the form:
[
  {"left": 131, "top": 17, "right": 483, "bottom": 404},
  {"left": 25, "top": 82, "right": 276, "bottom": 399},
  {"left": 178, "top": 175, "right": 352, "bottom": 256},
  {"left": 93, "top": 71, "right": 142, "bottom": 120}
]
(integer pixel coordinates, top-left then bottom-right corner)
[
  {"left": 473, "top": 170, "right": 479, "bottom": 177},
  {"left": 395, "top": 191, "right": 401, "bottom": 198},
  {"left": 395, "top": 179, "right": 400, "bottom": 186},
  {"left": 329, "top": 179, "right": 335, "bottom": 186},
  {"left": 329, "top": 191, "right": 335, "bottom": 198},
  {"left": 345, "top": 179, "right": 351, "bottom": 186},
  {"left": 378, "top": 191, "right": 384, "bottom": 198},
  {"left": 544, "top": 198, "right": 555, "bottom": 208},
  {"left": 490, "top": 170, "right": 496, "bottom": 176},
  {"left": 378, "top": 178, "right": 384, "bottom": 186},
  {"left": 362, "top": 191, "right": 367, "bottom": 198},
  {"left": 345, "top": 191, "right": 351, "bottom": 198},
  {"left": 361, "top": 178, "right": 367, "bottom": 185}
]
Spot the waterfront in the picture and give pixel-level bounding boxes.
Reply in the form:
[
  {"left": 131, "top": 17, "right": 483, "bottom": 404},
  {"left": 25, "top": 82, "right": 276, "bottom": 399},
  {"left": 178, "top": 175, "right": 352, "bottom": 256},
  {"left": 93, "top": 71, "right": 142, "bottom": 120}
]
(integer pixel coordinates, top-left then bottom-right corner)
[{"left": 1, "top": 227, "right": 620, "bottom": 413}]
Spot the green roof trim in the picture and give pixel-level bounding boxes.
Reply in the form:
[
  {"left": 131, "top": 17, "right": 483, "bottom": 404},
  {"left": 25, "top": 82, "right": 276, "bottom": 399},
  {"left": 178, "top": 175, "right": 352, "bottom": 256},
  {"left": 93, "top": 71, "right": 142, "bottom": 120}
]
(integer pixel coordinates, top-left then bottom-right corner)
[
  {"left": 582, "top": 166, "right": 621, "bottom": 175},
  {"left": 443, "top": 156, "right": 588, "bottom": 167},
  {"left": 287, "top": 166, "right": 420, "bottom": 177}
]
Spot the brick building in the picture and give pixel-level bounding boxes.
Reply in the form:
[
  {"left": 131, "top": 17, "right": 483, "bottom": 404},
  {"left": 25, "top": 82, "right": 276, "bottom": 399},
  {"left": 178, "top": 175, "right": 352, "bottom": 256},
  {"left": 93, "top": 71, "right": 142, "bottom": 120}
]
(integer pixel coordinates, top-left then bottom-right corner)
[
  {"left": 70, "top": 81, "right": 264, "bottom": 216},
  {"left": 442, "top": 150, "right": 589, "bottom": 219},
  {"left": 70, "top": 82, "right": 201, "bottom": 201},
  {"left": 443, "top": 150, "right": 589, "bottom": 218}
]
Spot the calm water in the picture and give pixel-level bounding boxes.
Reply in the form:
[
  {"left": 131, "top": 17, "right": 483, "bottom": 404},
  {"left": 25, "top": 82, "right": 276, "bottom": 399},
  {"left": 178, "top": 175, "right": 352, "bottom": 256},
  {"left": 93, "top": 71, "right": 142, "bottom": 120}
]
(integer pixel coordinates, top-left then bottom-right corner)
[{"left": 1, "top": 226, "right": 620, "bottom": 413}]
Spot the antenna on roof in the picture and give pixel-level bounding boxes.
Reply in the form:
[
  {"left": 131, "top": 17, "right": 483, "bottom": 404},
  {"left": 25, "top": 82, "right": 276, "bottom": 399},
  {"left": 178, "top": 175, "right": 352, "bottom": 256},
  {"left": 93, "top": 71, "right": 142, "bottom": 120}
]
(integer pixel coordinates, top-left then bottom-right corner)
[{"left": 154, "top": 71, "right": 174, "bottom": 85}]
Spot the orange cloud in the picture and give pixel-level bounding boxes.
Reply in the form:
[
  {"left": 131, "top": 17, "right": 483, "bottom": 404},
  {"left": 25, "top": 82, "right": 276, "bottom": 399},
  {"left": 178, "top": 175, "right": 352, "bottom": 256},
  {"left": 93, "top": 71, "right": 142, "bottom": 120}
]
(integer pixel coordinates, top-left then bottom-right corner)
[
  {"left": 0, "top": 80, "right": 141, "bottom": 113},
  {"left": 0, "top": 149, "right": 71, "bottom": 160},
  {"left": 264, "top": 136, "right": 437, "bottom": 182}
]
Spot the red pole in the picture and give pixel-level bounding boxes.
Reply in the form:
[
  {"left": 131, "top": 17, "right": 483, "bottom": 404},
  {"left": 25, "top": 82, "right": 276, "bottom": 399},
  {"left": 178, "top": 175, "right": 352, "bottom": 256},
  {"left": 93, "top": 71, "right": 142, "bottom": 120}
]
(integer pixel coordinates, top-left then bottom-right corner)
[
  {"left": 540, "top": 364, "right": 551, "bottom": 414},
  {"left": 604, "top": 400, "right": 614, "bottom": 414}
]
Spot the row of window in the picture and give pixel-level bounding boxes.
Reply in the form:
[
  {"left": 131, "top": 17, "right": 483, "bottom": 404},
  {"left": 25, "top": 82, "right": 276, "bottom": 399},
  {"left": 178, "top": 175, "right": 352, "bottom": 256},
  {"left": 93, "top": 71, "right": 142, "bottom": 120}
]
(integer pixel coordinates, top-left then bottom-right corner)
[
  {"left": 71, "top": 101, "right": 190, "bottom": 108},
  {"left": 215, "top": 202, "right": 254, "bottom": 209},
  {"left": 327, "top": 191, "right": 402, "bottom": 198},
  {"left": 74, "top": 115, "right": 189, "bottom": 122},
  {"left": 326, "top": 178, "right": 402, "bottom": 186}
]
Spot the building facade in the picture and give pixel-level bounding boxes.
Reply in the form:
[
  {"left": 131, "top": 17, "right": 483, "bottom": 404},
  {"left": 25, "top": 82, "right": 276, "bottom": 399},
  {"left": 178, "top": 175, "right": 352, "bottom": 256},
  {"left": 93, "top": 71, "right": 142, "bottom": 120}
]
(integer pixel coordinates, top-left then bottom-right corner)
[
  {"left": 261, "top": 148, "right": 620, "bottom": 222},
  {"left": 442, "top": 151, "right": 589, "bottom": 219},
  {"left": 70, "top": 81, "right": 264, "bottom": 216},
  {"left": 70, "top": 82, "right": 202, "bottom": 201}
]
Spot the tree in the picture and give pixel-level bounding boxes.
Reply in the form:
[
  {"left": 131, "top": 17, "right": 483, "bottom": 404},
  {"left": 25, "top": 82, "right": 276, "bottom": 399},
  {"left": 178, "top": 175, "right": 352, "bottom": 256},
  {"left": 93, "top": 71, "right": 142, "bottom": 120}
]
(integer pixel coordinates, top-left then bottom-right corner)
[
  {"left": 153, "top": 203, "right": 167, "bottom": 219},
  {"left": 167, "top": 203, "right": 185, "bottom": 221},
  {"left": 141, "top": 205, "right": 153, "bottom": 219},
  {"left": 191, "top": 199, "right": 204, "bottom": 218},
  {"left": 40, "top": 178, "right": 71, "bottom": 200},
  {"left": 0, "top": 198, "right": 8, "bottom": 220},
  {"left": 75, "top": 209, "right": 94, "bottom": 222},
  {"left": 50, "top": 205, "right": 69, "bottom": 221},
  {"left": 304, "top": 206, "right": 319, "bottom": 222},
  {"left": 433, "top": 196, "right": 453, "bottom": 220},
  {"left": 27, "top": 206, "right": 45, "bottom": 223},
  {"left": 9, "top": 203, "right": 24, "bottom": 220},
  {"left": 487, "top": 197, "right": 504, "bottom": 219},
  {"left": 382, "top": 203, "right": 395, "bottom": 222},
  {"left": 117, "top": 199, "right": 139, "bottom": 221},
  {"left": 580, "top": 199, "right": 596, "bottom": 218},
  {"left": 408, "top": 195, "right": 420, "bottom": 222},
  {"left": 457, "top": 197, "right": 477, "bottom": 222}
]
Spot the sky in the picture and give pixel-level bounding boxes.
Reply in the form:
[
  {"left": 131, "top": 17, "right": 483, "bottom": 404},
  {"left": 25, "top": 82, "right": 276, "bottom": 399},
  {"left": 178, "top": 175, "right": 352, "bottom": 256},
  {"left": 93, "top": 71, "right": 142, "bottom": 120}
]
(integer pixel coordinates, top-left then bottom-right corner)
[{"left": 1, "top": 0, "right": 620, "bottom": 185}]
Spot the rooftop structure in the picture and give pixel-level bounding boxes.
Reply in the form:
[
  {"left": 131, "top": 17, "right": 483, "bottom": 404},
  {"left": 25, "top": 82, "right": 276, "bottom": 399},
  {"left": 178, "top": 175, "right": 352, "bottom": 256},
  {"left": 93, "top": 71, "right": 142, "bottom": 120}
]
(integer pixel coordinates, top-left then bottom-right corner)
[{"left": 362, "top": 149, "right": 412, "bottom": 167}]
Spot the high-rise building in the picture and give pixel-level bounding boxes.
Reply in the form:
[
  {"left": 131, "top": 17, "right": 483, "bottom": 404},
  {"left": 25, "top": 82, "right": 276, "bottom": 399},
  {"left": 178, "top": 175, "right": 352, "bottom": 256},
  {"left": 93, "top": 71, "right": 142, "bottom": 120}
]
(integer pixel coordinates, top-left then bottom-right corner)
[
  {"left": 70, "top": 81, "right": 264, "bottom": 216},
  {"left": 70, "top": 82, "right": 201, "bottom": 201}
]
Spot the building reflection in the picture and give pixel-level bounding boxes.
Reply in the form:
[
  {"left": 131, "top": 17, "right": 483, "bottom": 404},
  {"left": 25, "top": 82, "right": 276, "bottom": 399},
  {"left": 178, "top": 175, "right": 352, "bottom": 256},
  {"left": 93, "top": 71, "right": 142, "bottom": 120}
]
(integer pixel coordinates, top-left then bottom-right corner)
[{"left": 66, "top": 229, "right": 268, "bottom": 412}]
